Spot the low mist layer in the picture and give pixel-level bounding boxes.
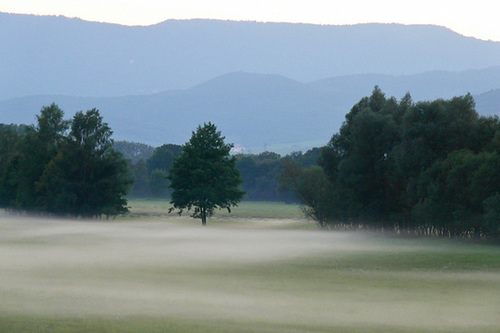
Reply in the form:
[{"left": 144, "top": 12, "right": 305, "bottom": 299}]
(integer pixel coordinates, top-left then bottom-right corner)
[{"left": 1, "top": 215, "right": 499, "bottom": 332}]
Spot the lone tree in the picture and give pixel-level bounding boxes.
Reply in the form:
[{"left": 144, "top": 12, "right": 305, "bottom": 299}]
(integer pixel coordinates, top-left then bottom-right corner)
[{"left": 168, "top": 122, "right": 244, "bottom": 226}]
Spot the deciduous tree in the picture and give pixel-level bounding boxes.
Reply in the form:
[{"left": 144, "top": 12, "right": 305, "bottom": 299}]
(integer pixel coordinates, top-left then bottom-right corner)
[
  {"left": 37, "top": 109, "right": 133, "bottom": 218},
  {"left": 168, "top": 123, "right": 244, "bottom": 226}
]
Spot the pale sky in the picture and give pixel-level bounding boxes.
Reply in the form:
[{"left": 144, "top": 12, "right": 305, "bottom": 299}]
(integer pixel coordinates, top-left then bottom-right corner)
[{"left": 2, "top": 0, "right": 500, "bottom": 42}]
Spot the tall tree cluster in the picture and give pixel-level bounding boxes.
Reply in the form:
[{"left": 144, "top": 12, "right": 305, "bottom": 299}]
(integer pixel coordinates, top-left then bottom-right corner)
[
  {"left": 0, "top": 104, "right": 133, "bottom": 218},
  {"left": 283, "top": 87, "right": 500, "bottom": 237}
]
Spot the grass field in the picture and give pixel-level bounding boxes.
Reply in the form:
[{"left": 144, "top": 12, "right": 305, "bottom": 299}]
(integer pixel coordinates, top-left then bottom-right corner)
[
  {"left": 125, "top": 199, "right": 305, "bottom": 220},
  {"left": 124, "top": 199, "right": 310, "bottom": 228},
  {"left": 1, "top": 202, "right": 499, "bottom": 332}
]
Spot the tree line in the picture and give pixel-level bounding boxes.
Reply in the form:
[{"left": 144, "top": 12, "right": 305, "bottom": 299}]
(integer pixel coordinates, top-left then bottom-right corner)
[
  {"left": 3, "top": 90, "right": 500, "bottom": 236},
  {"left": 282, "top": 87, "right": 500, "bottom": 237},
  {"left": 0, "top": 104, "right": 132, "bottom": 218},
  {"left": 0, "top": 103, "right": 317, "bottom": 219},
  {"left": 119, "top": 141, "right": 320, "bottom": 201}
]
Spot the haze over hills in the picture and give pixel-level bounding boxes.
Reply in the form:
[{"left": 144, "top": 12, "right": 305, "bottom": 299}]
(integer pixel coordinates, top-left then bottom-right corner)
[
  {"left": 475, "top": 89, "right": 500, "bottom": 115},
  {"left": 2, "top": 12, "right": 500, "bottom": 100},
  {"left": 2, "top": 69, "right": 500, "bottom": 153},
  {"left": 2, "top": 13, "right": 500, "bottom": 152}
]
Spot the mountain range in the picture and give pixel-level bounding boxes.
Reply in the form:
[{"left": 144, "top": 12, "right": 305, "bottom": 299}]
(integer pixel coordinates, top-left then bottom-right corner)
[
  {"left": 1, "top": 13, "right": 500, "bottom": 153},
  {"left": 3, "top": 12, "right": 500, "bottom": 99},
  {"left": 2, "top": 70, "right": 500, "bottom": 153}
]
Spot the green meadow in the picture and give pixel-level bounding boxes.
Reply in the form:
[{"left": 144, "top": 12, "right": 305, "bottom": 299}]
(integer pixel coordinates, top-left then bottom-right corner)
[
  {"left": 0, "top": 201, "right": 499, "bottom": 332},
  {"left": 126, "top": 199, "right": 304, "bottom": 220}
]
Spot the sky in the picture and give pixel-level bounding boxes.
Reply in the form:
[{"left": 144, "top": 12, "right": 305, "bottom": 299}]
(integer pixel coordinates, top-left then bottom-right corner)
[{"left": 2, "top": 0, "right": 500, "bottom": 42}]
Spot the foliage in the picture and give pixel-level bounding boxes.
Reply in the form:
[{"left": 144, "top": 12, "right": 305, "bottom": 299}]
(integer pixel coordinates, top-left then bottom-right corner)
[
  {"left": 121, "top": 143, "right": 182, "bottom": 198},
  {"left": 11, "top": 104, "right": 70, "bottom": 210},
  {"left": 123, "top": 142, "right": 318, "bottom": 201},
  {"left": 286, "top": 87, "right": 500, "bottom": 236},
  {"left": 236, "top": 151, "right": 287, "bottom": 201},
  {"left": 146, "top": 144, "right": 182, "bottom": 197},
  {"left": 279, "top": 161, "right": 336, "bottom": 227},
  {"left": 0, "top": 125, "right": 23, "bottom": 208},
  {"left": 113, "top": 141, "right": 155, "bottom": 163},
  {"left": 128, "top": 158, "right": 150, "bottom": 197},
  {"left": 168, "top": 122, "right": 245, "bottom": 225},
  {"left": 149, "top": 169, "right": 170, "bottom": 197},
  {"left": 233, "top": 149, "right": 321, "bottom": 202},
  {"left": 146, "top": 144, "right": 182, "bottom": 173},
  {"left": 0, "top": 104, "right": 133, "bottom": 218}
]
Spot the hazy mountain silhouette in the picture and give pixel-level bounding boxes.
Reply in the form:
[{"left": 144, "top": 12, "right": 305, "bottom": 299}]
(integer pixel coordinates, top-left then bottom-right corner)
[
  {"left": 475, "top": 89, "right": 500, "bottom": 116},
  {"left": 2, "top": 70, "right": 499, "bottom": 153},
  {"left": 2, "top": 12, "right": 500, "bottom": 100}
]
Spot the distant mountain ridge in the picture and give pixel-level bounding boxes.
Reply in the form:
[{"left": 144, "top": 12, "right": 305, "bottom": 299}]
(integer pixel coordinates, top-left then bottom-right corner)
[
  {"left": 2, "top": 70, "right": 499, "bottom": 153},
  {"left": 475, "top": 89, "right": 500, "bottom": 115},
  {"left": 2, "top": 12, "right": 500, "bottom": 100},
  {"left": 312, "top": 66, "right": 500, "bottom": 101}
]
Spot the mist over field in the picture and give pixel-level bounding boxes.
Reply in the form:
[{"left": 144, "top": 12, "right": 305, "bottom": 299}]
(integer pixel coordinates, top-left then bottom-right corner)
[
  {"left": 1, "top": 215, "right": 499, "bottom": 332},
  {"left": 1, "top": 12, "right": 500, "bottom": 332}
]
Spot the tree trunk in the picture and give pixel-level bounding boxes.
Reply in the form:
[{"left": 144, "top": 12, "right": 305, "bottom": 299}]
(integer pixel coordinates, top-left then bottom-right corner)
[{"left": 201, "top": 209, "right": 207, "bottom": 226}]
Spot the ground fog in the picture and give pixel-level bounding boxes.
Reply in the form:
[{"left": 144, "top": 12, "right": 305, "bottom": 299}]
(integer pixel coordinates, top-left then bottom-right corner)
[{"left": 1, "top": 215, "right": 499, "bottom": 332}]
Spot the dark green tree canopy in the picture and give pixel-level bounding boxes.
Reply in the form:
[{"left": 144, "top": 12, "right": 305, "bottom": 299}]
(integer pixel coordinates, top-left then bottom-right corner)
[
  {"left": 0, "top": 104, "right": 133, "bottom": 218},
  {"left": 0, "top": 125, "right": 23, "bottom": 208},
  {"left": 37, "top": 109, "right": 133, "bottom": 218},
  {"left": 113, "top": 141, "right": 155, "bottom": 164},
  {"left": 168, "top": 122, "right": 244, "bottom": 226},
  {"left": 12, "top": 104, "right": 70, "bottom": 210},
  {"left": 122, "top": 140, "right": 319, "bottom": 201},
  {"left": 147, "top": 144, "right": 182, "bottom": 173},
  {"left": 284, "top": 88, "right": 500, "bottom": 237}
]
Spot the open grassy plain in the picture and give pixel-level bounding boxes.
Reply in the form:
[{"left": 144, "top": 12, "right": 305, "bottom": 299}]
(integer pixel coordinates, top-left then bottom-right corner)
[
  {"left": 0, "top": 202, "right": 499, "bottom": 332},
  {"left": 126, "top": 199, "right": 304, "bottom": 219},
  {"left": 125, "top": 199, "right": 310, "bottom": 228}
]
